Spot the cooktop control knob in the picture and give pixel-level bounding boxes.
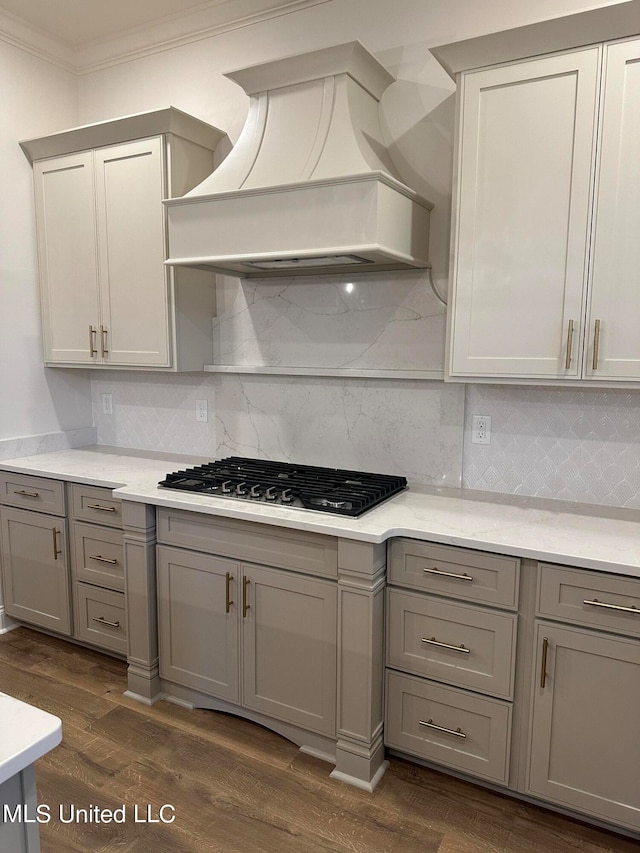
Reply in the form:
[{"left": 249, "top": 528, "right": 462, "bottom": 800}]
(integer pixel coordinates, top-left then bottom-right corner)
[
  {"left": 265, "top": 487, "right": 277, "bottom": 501},
  {"left": 235, "top": 482, "right": 248, "bottom": 496},
  {"left": 280, "top": 488, "right": 294, "bottom": 504},
  {"left": 221, "top": 480, "right": 233, "bottom": 494},
  {"left": 249, "top": 485, "right": 262, "bottom": 499}
]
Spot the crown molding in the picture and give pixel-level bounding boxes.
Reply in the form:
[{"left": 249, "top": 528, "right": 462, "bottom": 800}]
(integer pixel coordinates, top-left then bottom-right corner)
[{"left": 1, "top": 0, "right": 333, "bottom": 75}]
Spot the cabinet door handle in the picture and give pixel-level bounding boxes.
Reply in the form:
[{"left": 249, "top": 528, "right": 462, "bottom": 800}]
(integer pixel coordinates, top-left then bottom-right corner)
[
  {"left": 422, "top": 636, "right": 470, "bottom": 654},
  {"left": 92, "top": 616, "right": 120, "bottom": 629},
  {"left": 583, "top": 598, "right": 640, "bottom": 615},
  {"left": 52, "top": 528, "right": 62, "bottom": 561},
  {"left": 15, "top": 489, "right": 40, "bottom": 498},
  {"left": 419, "top": 718, "right": 466, "bottom": 739},
  {"left": 86, "top": 503, "right": 117, "bottom": 512},
  {"left": 540, "top": 636, "right": 549, "bottom": 688},
  {"left": 225, "top": 572, "right": 233, "bottom": 614},
  {"left": 89, "top": 554, "right": 119, "bottom": 565},
  {"left": 565, "top": 319, "right": 575, "bottom": 369},
  {"left": 592, "top": 319, "right": 601, "bottom": 371},
  {"left": 89, "top": 325, "right": 97, "bottom": 357},
  {"left": 423, "top": 567, "right": 473, "bottom": 582},
  {"left": 242, "top": 576, "right": 250, "bottom": 618},
  {"left": 101, "top": 326, "right": 109, "bottom": 356}
]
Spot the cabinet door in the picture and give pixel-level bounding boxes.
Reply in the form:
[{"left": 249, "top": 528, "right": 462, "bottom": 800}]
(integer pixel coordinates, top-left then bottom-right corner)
[
  {"left": 157, "top": 546, "right": 240, "bottom": 702},
  {"left": 242, "top": 564, "right": 337, "bottom": 737},
  {"left": 450, "top": 49, "right": 600, "bottom": 378},
  {"left": 94, "top": 137, "right": 170, "bottom": 366},
  {"left": 528, "top": 622, "right": 640, "bottom": 831},
  {"left": 585, "top": 37, "right": 640, "bottom": 380},
  {"left": 0, "top": 507, "right": 71, "bottom": 635},
  {"left": 33, "top": 152, "right": 100, "bottom": 364}
]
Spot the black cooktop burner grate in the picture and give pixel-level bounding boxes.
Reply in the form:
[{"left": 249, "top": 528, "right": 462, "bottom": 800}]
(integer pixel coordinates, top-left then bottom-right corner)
[{"left": 158, "top": 457, "right": 407, "bottom": 517}]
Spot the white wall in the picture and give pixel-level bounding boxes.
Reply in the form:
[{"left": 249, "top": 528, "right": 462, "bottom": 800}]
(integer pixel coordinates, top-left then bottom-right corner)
[{"left": 0, "top": 41, "right": 95, "bottom": 459}]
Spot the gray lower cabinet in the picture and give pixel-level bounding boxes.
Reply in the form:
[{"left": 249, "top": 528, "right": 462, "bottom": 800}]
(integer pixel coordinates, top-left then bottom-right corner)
[
  {"left": 1, "top": 505, "right": 71, "bottom": 635},
  {"left": 157, "top": 544, "right": 337, "bottom": 737}
]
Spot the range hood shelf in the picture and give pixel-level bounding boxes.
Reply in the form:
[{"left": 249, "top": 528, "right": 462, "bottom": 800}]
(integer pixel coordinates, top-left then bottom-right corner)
[
  {"left": 165, "top": 42, "right": 432, "bottom": 277},
  {"left": 202, "top": 364, "right": 443, "bottom": 379}
]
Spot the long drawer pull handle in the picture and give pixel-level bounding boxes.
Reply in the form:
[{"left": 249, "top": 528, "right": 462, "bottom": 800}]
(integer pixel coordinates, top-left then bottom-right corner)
[
  {"left": 583, "top": 598, "right": 640, "bottom": 615},
  {"left": 89, "top": 325, "right": 97, "bottom": 357},
  {"left": 15, "top": 489, "right": 40, "bottom": 498},
  {"left": 540, "top": 636, "right": 549, "bottom": 688},
  {"left": 419, "top": 719, "right": 467, "bottom": 739},
  {"left": 101, "top": 326, "right": 109, "bottom": 356},
  {"left": 242, "top": 577, "right": 250, "bottom": 618},
  {"left": 225, "top": 572, "right": 233, "bottom": 614},
  {"left": 592, "top": 319, "right": 601, "bottom": 371},
  {"left": 89, "top": 555, "right": 119, "bottom": 565},
  {"left": 92, "top": 616, "right": 120, "bottom": 629},
  {"left": 565, "top": 319, "right": 574, "bottom": 369},
  {"left": 423, "top": 567, "right": 473, "bottom": 582},
  {"left": 52, "top": 528, "right": 61, "bottom": 560},
  {"left": 86, "top": 504, "right": 117, "bottom": 512},
  {"left": 422, "top": 636, "right": 471, "bottom": 654}
]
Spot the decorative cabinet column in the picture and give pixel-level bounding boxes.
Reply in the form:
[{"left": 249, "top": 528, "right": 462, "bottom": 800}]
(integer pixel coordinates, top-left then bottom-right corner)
[
  {"left": 122, "top": 501, "right": 160, "bottom": 704},
  {"left": 331, "top": 538, "right": 387, "bottom": 791}
]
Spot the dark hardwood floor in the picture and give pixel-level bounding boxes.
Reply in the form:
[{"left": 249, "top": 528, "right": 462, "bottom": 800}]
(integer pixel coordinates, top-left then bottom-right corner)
[{"left": 0, "top": 627, "right": 636, "bottom": 852}]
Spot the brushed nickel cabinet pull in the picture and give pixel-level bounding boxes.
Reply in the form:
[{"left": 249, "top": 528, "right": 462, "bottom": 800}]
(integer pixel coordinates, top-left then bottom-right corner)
[
  {"left": 52, "top": 528, "right": 61, "bottom": 561},
  {"left": 101, "top": 326, "right": 109, "bottom": 356},
  {"left": 242, "top": 576, "right": 250, "bottom": 618},
  {"left": 86, "top": 503, "right": 117, "bottom": 512},
  {"left": 540, "top": 636, "right": 549, "bottom": 688},
  {"left": 583, "top": 598, "right": 640, "bottom": 615},
  {"left": 419, "top": 719, "right": 467, "bottom": 739},
  {"left": 89, "top": 325, "right": 97, "bottom": 357},
  {"left": 15, "top": 489, "right": 39, "bottom": 498},
  {"left": 592, "top": 319, "right": 601, "bottom": 371},
  {"left": 565, "top": 319, "right": 575, "bottom": 370},
  {"left": 92, "top": 616, "right": 120, "bottom": 629},
  {"left": 422, "top": 637, "right": 470, "bottom": 654},
  {"left": 89, "top": 554, "right": 118, "bottom": 565},
  {"left": 225, "top": 572, "right": 233, "bottom": 614},
  {"left": 423, "top": 567, "right": 473, "bottom": 582}
]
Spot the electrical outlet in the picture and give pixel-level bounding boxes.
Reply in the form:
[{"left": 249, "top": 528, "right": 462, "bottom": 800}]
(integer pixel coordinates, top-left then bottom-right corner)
[
  {"left": 195, "top": 399, "right": 208, "bottom": 423},
  {"left": 471, "top": 414, "right": 491, "bottom": 445},
  {"left": 102, "top": 393, "right": 113, "bottom": 415}
]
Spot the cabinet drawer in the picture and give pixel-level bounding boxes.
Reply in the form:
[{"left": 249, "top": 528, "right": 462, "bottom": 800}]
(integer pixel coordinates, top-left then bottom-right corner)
[
  {"left": 70, "top": 484, "right": 122, "bottom": 528},
  {"left": 0, "top": 472, "right": 65, "bottom": 516},
  {"left": 157, "top": 508, "right": 338, "bottom": 578},
  {"left": 385, "top": 670, "right": 512, "bottom": 784},
  {"left": 387, "top": 589, "right": 517, "bottom": 699},
  {"left": 71, "top": 522, "right": 124, "bottom": 591},
  {"left": 538, "top": 564, "right": 640, "bottom": 638},
  {"left": 74, "top": 582, "right": 127, "bottom": 655},
  {"left": 388, "top": 539, "right": 519, "bottom": 609}
]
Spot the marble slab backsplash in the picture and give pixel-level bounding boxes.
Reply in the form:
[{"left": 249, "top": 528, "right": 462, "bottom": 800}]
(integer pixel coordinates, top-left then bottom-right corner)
[
  {"left": 91, "top": 372, "right": 465, "bottom": 486},
  {"left": 212, "top": 270, "right": 446, "bottom": 375},
  {"left": 463, "top": 385, "right": 640, "bottom": 509},
  {"left": 0, "top": 427, "right": 97, "bottom": 461}
]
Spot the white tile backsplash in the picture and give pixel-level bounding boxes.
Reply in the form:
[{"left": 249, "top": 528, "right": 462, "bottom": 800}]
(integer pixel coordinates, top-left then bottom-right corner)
[{"left": 463, "top": 385, "right": 640, "bottom": 508}]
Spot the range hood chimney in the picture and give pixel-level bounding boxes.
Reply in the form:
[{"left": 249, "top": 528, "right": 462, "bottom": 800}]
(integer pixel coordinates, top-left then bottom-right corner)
[{"left": 165, "top": 42, "right": 433, "bottom": 277}]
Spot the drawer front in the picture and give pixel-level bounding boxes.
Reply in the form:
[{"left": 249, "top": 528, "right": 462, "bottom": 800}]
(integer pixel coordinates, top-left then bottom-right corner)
[
  {"left": 0, "top": 472, "right": 65, "bottom": 516},
  {"left": 387, "top": 589, "right": 517, "bottom": 699},
  {"left": 388, "top": 539, "right": 519, "bottom": 609},
  {"left": 538, "top": 564, "right": 640, "bottom": 638},
  {"left": 157, "top": 507, "right": 338, "bottom": 579},
  {"left": 74, "top": 582, "right": 127, "bottom": 655},
  {"left": 385, "top": 670, "right": 512, "bottom": 784},
  {"left": 71, "top": 484, "right": 122, "bottom": 528},
  {"left": 72, "top": 522, "right": 124, "bottom": 592}
]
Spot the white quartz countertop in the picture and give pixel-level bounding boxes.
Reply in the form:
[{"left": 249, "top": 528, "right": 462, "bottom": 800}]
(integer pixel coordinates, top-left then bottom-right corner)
[
  {"left": 1, "top": 446, "right": 639, "bottom": 577},
  {"left": 0, "top": 692, "right": 62, "bottom": 785}
]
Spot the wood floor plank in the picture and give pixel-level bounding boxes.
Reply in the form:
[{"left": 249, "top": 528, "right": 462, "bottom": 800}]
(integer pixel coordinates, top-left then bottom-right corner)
[{"left": 2, "top": 628, "right": 637, "bottom": 853}]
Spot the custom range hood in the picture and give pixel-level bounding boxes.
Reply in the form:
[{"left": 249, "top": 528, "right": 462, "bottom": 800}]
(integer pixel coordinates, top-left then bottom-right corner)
[{"left": 165, "top": 42, "right": 433, "bottom": 277}]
